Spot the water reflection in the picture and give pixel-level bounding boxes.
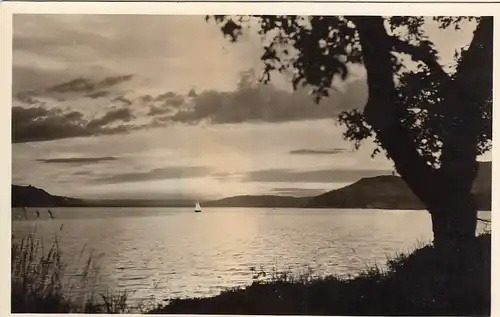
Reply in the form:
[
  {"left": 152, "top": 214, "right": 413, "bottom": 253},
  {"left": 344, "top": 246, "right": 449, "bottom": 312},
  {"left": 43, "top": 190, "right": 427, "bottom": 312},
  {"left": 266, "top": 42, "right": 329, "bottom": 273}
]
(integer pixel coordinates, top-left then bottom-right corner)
[{"left": 12, "top": 207, "right": 491, "bottom": 304}]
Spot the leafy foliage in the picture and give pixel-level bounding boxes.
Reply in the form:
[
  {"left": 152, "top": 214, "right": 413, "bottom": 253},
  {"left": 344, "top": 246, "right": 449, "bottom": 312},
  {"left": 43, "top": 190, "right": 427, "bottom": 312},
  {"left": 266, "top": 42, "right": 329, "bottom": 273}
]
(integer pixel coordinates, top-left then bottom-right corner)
[{"left": 207, "top": 16, "right": 492, "bottom": 167}]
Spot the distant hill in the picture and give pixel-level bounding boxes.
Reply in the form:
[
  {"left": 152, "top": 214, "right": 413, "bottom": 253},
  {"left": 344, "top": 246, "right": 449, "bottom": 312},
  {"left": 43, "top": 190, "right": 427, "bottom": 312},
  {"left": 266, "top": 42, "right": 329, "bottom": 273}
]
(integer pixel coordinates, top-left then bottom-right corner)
[
  {"left": 306, "top": 175, "right": 424, "bottom": 209},
  {"left": 12, "top": 185, "right": 86, "bottom": 207},
  {"left": 306, "top": 161, "right": 491, "bottom": 210},
  {"left": 11, "top": 161, "right": 491, "bottom": 210},
  {"left": 207, "top": 161, "right": 491, "bottom": 211},
  {"left": 204, "top": 195, "right": 309, "bottom": 208},
  {"left": 11, "top": 185, "right": 194, "bottom": 208},
  {"left": 85, "top": 199, "right": 194, "bottom": 208}
]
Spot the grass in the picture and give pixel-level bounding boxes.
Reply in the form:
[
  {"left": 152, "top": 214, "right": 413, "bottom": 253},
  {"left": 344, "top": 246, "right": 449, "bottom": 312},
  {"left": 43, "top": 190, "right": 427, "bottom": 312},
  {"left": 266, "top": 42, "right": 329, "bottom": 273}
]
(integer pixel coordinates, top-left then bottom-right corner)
[
  {"left": 11, "top": 228, "right": 143, "bottom": 313},
  {"left": 151, "top": 233, "right": 491, "bottom": 316},
  {"left": 11, "top": 228, "right": 491, "bottom": 315}
]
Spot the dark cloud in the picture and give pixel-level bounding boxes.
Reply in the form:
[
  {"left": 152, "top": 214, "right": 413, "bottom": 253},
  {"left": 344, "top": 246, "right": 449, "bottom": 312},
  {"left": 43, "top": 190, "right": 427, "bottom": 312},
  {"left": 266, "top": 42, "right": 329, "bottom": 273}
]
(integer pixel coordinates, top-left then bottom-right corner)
[
  {"left": 148, "top": 105, "right": 173, "bottom": 116},
  {"left": 11, "top": 73, "right": 367, "bottom": 144},
  {"left": 165, "top": 95, "right": 185, "bottom": 107},
  {"left": 166, "top": 85, "right": 340, "bottom": 124},
  {"left": 155, "top": 92, "right": 177, "bottom": 101},
  {"left": 92, "top": 166, "right": 213, "bottom": 184},
  {"left": 148, "top": 77, "right": 366, "bottom": 126},
  {"left": 113, "top": 96, "right": 133, "bottom": 106},
  {"left": 146, "top": 93, "right": 185, "bottom": 116},
  {"left": 37, "top": 156, "right": 117, "bottom": 164},
  {"left": 243, "top": 168, "right": 392, "bottom": 183},
  {"left": 87, "top": 108, "right": 135, "bottom": 129},
  {"left": 13, "top": 106, "right": 88, "bottom": 143},
  {"left": 154, "top": 91, "right": 184, "bottom": 101},
  {"left": 64, "top": 111, "right": 85, "bottom": 121},
  {"left": 139, "top": 94, "right": 154, "bottom": 103},
  {"left": 270, "top": 187, "right": 326, "bottom": 197},
  {"left": 74, "top": 171, "right": 94, "bottom": 176},
  {"left": 47, "top": 75, "right": 133, "bottom": 94},
  {"left": 87, "top": 91, "right": 111, "bottom": 99},
  {"left": 12, "top": 105, "right": 139, "bottom": 143},
  {"left": 48, "top": 78, "right": 96, "bottom": 94},
  {"left": 99, "top": 74, "right": 134, "bottom": 87},
  {"left": 13, "top": 75, "right": 135, "bottom": 104},
  {"left": 289, "top": 148, "right": 347, "bottom": 155}
]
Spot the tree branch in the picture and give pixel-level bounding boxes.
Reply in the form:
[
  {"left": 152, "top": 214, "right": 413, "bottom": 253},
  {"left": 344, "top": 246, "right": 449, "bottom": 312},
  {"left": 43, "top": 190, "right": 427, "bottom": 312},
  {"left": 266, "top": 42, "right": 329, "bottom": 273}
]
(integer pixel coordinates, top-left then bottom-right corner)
[
  {"left": 352, "top": 16, "right": 442, "bottom": 212},
  {"left": 439, "top": 17, "right": 492, "bottom": 189},
  {"left": 389, "top": 36, "right": 450, "bottom": 82},
  {"left": 350, "top": 17, "right": 398, "bottom": 130}
]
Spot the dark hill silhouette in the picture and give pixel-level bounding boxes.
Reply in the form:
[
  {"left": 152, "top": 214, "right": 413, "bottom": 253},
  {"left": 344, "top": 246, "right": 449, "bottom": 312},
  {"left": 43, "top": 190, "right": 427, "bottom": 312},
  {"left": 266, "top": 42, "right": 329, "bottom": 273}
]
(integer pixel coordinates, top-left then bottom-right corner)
[
  {"left": 306, "top": 175, "right": 424, "bottom": 209},
  {"left": 307, "top": 161, "right": 491, "bottom": 210},
  {"left": 12, "top": 185, "right": 85, "bottom": 207},
  {"left": 207, "top": 161, "right": 491, "bottom": 210},
  {"left": 11, "top": 161, "right": 491, "bottom": 210},
  {"left": 204, "top": 195, "right": 309, "bottom": 208},
  {"left": 11, "top": 185, "right": 194, "bottom": 208}
]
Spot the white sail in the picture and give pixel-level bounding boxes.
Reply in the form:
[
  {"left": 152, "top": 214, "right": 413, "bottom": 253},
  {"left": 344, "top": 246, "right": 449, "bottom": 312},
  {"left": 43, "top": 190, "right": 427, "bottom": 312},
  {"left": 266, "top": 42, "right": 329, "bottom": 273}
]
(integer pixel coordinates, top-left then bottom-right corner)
[{"left": 194, "top": 200, "right": 202, "bottom": 212}]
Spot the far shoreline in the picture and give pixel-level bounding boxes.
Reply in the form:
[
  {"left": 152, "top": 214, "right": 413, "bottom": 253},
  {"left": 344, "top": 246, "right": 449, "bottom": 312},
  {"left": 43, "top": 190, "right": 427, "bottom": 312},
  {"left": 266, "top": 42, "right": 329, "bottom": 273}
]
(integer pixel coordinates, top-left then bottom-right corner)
[{"left": 12, "top": 205, "right": 492, "bottom": 212}]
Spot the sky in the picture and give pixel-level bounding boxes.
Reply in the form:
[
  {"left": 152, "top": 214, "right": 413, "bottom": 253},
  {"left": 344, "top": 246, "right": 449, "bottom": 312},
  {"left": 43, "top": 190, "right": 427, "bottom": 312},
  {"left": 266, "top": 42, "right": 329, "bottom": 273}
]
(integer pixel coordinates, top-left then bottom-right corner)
[{"left": 11, "top": 15, "right": 490, "bottom": 200}]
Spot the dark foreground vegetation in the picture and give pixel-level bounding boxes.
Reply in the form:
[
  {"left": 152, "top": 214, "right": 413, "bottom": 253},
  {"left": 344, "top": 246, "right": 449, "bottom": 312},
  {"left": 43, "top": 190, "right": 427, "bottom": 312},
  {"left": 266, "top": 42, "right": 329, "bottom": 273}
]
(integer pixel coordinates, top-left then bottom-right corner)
[
  {"left": 11, "top": 232, "right": 140, "bottom": 313},
  {"left": 152, "top": 233, "right": 491, "bottom": 316},
  {"left": 11, "top": 230, "right": 490, "bottom": 315}
]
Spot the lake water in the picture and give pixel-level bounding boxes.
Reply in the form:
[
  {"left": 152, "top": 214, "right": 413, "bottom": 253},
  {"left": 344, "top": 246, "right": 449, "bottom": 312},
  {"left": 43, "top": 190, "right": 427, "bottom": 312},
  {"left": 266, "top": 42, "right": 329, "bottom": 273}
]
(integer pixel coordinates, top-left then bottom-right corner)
[{"left": 11, "top": 207, "right": 491, "bottom": 305}]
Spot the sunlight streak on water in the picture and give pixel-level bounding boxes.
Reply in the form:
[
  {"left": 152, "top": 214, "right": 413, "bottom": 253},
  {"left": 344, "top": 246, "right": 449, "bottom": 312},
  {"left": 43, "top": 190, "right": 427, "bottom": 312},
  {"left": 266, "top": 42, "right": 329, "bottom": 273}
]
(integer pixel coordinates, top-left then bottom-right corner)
[{"left": 11, "top": 207, "right": 491, "bottom": 305}]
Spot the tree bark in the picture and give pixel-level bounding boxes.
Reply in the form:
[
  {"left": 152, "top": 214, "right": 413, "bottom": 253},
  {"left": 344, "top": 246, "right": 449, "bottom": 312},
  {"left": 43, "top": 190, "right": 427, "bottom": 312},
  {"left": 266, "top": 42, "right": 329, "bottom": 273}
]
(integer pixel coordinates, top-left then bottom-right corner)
[
  {"left": 351, "top": 17, "right": 491, "bottom": 258},
  {"left": 434, "top": 17, "right": 492, "bottom": 255}
]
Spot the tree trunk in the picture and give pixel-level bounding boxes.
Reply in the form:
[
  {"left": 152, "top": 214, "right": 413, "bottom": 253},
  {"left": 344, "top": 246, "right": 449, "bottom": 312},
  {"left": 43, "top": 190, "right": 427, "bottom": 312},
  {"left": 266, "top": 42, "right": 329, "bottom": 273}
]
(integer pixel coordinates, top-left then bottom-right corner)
[
  {"left": 351, "top": 17, "right": 489, "bottom": 258},
  {"left": 431, "top": 17, "right": 491, "bottom": 256},
  {"left": 430, "top": 195, "right": 477, "bottom": 253}
]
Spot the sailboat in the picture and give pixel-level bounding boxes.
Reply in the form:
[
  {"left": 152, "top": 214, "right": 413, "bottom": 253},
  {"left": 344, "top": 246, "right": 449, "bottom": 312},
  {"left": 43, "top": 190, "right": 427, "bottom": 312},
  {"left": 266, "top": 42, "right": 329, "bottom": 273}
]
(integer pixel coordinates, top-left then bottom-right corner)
[{"left": 194, "top": 200, "right": 202, "bottom": 213}]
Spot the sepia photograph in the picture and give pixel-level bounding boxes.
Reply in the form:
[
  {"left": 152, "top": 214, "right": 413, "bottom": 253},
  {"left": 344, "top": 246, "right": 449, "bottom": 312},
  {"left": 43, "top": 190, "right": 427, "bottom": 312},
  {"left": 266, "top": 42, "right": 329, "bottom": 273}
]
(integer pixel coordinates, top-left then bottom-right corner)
[{"left": 7, "top": 7, "right": 493, "bottom": 315}]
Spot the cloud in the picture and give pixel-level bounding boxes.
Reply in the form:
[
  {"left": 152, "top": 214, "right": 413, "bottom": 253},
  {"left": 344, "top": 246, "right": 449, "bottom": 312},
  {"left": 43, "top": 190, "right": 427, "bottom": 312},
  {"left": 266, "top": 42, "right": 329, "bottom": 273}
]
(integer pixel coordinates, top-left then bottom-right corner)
[
  {"left": 13, "top": 15, "right": 268, "bottom": 96},
  {"left": 12, "top": 105, "right": 139, "bottom": 143},
  {"left": 155, "top": 92, "right": 177, "bottom": 101},
  {"left": 87, "top": 91, "right": 111, "bottom": 99},
  {"left": 166, "top": 85, "right": 342, "bottom": 124},
  {"left": 51, "top": 75, "right": 131, "bottom": 94},
  {"left": 48, "top": 78, "right": 98, "bottom": 94},
  {"left": 87, "top": 90, "right": 110, "bottom": 99},
  {"left": 113, "top": 96, "right": 133, "bottom": 106},
  {"left": 92, "top": 166, "right": 213, "bottom": 184},
  {"left": 74, "top": 171, "right": 95, "bottom": 176},
  {"left": 11, "top": 71, "right": 367, "bottom": 144},
  {"left": 146, "top": 74, "right": 367, "bottom": 126},
  {"left": 86, "top": 108, "right": 135, "bottom": 129},
  {"left": 37, "top": 156, "right": 117, "bottom": 164},
  {"left": 148, "top": 105, "right": 173, "bottom": 116},
  {"left": 13, "top": 75, "right": 135, "bottom": 105},
  {"left": 289, "top": 148, "right": 347, "bottom": 155},
  {"left": 243, "top": 168, "right": 392, "bottom": 183}
]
